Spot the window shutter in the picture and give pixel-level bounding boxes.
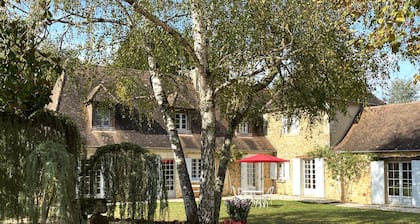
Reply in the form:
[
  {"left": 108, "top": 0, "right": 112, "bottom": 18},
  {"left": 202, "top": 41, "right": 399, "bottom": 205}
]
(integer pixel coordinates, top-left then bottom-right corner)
[
  {"left": 257, "top": 163, "right": 263, "bottom": 190},
  {"left": 270, "top": 163, "right": 277, "bottom": 180},
  {"left": 241, "top": 163, "right": 248, "bottom": 190},
  {"left": 412, "top": 160, "right": 420, "bottom": 208},
  {"left": 292, "top": 158, "right": 301, "bottom": 195},
  {"left": 370, "top": 161, "right": 385, "bottom": 204},
  {"left": 315, "top": 158, "right": 325, "bottom": 198},
  {"left": 185, "top": 158, "right": 192, "bottom": 180},
  {"left": 284, "top": 162, "right": 290, "bottom": 180}
]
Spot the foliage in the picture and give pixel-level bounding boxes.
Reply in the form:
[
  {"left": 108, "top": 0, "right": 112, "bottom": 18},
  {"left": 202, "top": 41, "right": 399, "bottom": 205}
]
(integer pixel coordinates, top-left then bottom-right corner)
[
  {"left": 225, "top": 197, "right": 252, "bottom": 222},
  {"left": 309, "top": 146, "right": 372, "bottom": 202},
  {"left": 25, "top": 141, "right": 76, "bottom": 224},
  {"left": 386, "top": 78, "right": 419, "bottom": 103},
  {"left": 0, "top": 17, "right": 62, "bottom": 117},
  {"left": 86, "top": 142, "right": 168, "bottom": 222},
  {"left": 331, "top": 0, "right": 419, "bottom": 79},
  {"left": 2, "top": 0, "right": 382, "bottom": 223},
  {"left": 334, "top": 0, "right": 419, "bottom": 56},
  {"left": 0, "top": 109, "right": 82, "bottom": 222}
]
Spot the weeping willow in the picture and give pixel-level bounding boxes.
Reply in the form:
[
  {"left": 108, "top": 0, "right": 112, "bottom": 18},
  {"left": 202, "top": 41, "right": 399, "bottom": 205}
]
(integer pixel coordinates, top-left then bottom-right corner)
[
  {"left": 87, "top": 142, "right": 168, "bottom": 223},
  {"left": 25, "top": 141, "right": 76, "bottom": 224},
  {"left": 0, "top": 109, "right": 82, "bottom": 223}
]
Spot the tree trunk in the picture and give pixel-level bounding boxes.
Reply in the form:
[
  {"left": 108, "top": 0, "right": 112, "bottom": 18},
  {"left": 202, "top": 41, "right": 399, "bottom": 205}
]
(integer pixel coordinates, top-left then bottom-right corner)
[
  {"left": 146, "top": 44, "right": 199, "bottom": 224},
  {"left": 214, "top": 130, "right": 234, "bottom": 222},
  {"left": 340, "top": 176, "right": 346, "bottom": 202},
  {"left": 198, "top": 92, "right": 217, "bottom": 224},
  {"left": 190, "top": 1, "right": 218, "bottom": 223}
]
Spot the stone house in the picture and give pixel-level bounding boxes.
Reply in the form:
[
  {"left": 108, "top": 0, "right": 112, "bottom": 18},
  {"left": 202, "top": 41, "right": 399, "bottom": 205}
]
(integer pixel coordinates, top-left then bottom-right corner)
[
  {"left": 264, "top": 95, "right": 384, "bottom": 199},
  {"left": 47, "top": 65, "right": 275, "bottom": 199},
  {"left": 334, "top": 101, "right": 420, "bottom": 207}
]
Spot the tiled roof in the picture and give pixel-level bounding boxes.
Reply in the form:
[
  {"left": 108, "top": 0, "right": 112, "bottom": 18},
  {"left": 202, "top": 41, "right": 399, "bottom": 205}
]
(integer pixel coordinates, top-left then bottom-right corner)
[
  {"left": 335, "top": 101, "right": 420, "bottom": 152},
  {"left": 50, "top": 65, "right": 275, "bottom": 153},
  {"left": 86, "top": 133, "right": 275, "bottom": 152}
]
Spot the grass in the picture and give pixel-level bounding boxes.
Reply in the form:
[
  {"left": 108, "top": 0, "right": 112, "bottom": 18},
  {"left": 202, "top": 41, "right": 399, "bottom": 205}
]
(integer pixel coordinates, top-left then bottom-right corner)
[{"left": 160, "top": 200, "right": 420, "bottom": 223}]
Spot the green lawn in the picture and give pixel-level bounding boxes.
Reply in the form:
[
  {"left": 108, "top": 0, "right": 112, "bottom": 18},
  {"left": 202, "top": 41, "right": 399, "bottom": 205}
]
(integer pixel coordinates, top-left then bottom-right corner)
[{"left": 160, "top": 200, "right": 420, "bottom": 223}]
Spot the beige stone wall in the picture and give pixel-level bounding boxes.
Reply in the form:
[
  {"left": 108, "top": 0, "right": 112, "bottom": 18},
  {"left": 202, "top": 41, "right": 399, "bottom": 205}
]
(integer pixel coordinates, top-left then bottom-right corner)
[
  {"left": 324, "top": 162, "right": 371, "bottom": 204},
  {"left": 264, "top": 113, "right": 330, "bottom": 196},
  {"left": 325, "top": 152, "right": 420, "bottom": 204}
]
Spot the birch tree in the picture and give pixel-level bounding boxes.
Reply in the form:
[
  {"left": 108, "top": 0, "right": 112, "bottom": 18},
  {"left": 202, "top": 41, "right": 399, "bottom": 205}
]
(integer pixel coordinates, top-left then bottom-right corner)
[{"left": 3, "top": 1, "right": 377, "bottom": 223}]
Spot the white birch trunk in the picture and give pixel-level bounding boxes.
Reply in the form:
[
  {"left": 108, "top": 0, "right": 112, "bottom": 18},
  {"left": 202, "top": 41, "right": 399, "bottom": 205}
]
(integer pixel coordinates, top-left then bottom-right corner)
[
  {"left": 146, "top": 44, "right": 199, "bottom": 223},
  {"left": 191, "top": 1, "right": 217, "bottom": 223}
]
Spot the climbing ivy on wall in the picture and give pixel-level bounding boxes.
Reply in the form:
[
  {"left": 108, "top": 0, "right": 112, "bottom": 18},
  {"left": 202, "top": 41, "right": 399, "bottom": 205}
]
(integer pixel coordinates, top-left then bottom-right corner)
[{"left": 86, "top": 142, "right": 168, "bottom": 222}]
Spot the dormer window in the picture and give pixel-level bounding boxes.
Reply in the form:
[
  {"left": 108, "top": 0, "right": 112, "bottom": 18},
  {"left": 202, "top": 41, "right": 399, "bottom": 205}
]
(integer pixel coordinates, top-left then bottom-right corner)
[
  {"left": 93, "top": 105, "right": 113, "bottom": 129},
  {"left": 175, "top": 112, "right": 190, "bottom": 133},
  {"left": 237, "top": 121, "right": 250, "bottom": 136}
]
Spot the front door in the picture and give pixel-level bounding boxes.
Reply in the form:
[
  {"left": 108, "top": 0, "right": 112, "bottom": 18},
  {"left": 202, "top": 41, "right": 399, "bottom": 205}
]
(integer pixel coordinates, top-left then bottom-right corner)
[
  {"left": 387, "top": 161, "right": 412, "bottom": 206},
  {"left": 163, "top": 160, "right": 175, "bottom": 198},
  {"left": 303, "top": 159, "right": 317, "bottom": 196}
]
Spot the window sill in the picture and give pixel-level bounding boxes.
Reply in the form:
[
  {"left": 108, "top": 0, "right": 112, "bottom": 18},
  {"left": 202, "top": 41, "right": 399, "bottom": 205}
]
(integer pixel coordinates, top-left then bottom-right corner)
[
  {"left": 92, "top": 127, "right": 115, "bottom": 132},
  {"left": 177, "top": 129, "right": 192, "bottom": 134}
]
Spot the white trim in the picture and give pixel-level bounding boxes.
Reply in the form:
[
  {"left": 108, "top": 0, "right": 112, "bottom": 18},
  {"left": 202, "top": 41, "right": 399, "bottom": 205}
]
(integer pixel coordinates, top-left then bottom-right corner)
[
  {"left": 241, "top": 163, "right": 248, "bottom": 190},
  {"left": 315, "top": 158, "right": 325, "bottom": 198},
  {"left": 412, "top": 160, "right": 420, "bottom": 208},
  {"left": 371, "top": 161, "right": 385, "bottom": 204},
  {"left": 284, "top": 162, "right": 290, "bottom": 180},
  {"left": 185, "top": 158, "right": 192, "bottom": 180},
  {"left": 292, "top": 158, "right": 301, "bottom": 195},
  {"left": 270, "top": 163, "right": 277, "bottom": 180}
]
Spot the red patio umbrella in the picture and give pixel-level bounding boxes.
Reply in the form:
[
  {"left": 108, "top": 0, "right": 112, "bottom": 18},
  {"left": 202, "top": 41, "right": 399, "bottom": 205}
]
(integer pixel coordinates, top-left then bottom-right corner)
[
  {"left": 237, "top": 153, "right": 289, "bottom": 163},
  {"left": 237, "top": 154, "right": 289, "bottom": 193}
]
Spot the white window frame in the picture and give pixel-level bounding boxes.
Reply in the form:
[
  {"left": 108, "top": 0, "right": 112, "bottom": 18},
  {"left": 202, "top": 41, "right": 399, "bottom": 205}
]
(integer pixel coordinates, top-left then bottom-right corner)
[
  {"left": 191, "top": 158, "right": 202, "bottom": 181},
  {"left": 78, "top": 161, "right": 105, "bottom": 199},
  {"left": 237, "top": 121, "right": 250, "bottom": 135},
  {"left": 282, "top": 115, "right": 299, "bottom": 135},
  {"left": 274, "top": 162, "right": 290, "bottom": 181},
  {"left": 175, "top": 113, "right": 190, "bottom": 133}
]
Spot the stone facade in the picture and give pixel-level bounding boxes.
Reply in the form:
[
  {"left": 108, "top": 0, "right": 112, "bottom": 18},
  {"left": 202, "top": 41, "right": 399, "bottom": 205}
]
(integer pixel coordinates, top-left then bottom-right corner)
[{"left": 264, "top": 104, "right": 364, "bottom": 199}]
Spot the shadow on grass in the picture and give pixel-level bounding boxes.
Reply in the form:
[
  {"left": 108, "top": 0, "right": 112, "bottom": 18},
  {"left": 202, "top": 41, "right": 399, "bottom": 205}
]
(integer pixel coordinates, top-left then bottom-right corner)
[{"left": 246, "top": 201, "right": 420, "bottom": 224}]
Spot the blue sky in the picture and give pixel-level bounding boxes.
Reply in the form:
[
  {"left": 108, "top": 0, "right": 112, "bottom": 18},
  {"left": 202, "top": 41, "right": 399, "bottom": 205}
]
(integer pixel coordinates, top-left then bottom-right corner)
[{"left": 374, "top": 60, "right": 419, "bottom": 101}]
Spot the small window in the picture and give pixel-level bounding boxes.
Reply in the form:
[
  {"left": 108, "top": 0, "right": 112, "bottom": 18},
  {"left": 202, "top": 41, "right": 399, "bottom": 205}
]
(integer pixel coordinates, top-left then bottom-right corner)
[
  {"left": 93, "top": 106, "right": 112, "bottom": 129},
  {"left": 237, "top": 121, "right": 250, "bottom": 135},
  {"left": 191, "top": 159, "right": 202, "bottom": 181},
  {"left": 282, "top": 115, "right": 299, "bottom": 135},
  {"left": 277, "top": 162, "right": 290, "bottom": 181},
  {"left": 175, "top": 113, "right": 189, "bottom": 133}
]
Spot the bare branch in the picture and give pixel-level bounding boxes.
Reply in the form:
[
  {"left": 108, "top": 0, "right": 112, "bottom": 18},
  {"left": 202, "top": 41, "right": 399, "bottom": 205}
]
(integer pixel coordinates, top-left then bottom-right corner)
[
  {"left": 116, "top": 0, "right": 135, "bottom": 27},
  {"left": 164, "top": 13, "right": 189, "bottom": 23},
  {"left": 123, "top": 0, "right": 201, "bottom": 67},
  {"left": 49, "top": 17, "right": 128, "bottom": 26}
]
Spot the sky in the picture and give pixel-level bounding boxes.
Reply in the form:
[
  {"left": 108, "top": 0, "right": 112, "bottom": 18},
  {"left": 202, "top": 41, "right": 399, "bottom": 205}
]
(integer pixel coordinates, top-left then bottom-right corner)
[{"left": 374, "top": 60, "right": 420, "bottom": 101}]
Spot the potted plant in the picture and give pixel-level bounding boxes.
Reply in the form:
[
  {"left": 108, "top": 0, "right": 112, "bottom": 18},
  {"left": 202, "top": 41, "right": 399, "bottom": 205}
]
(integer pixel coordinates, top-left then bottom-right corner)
[{"left": 224, "top": 197, "right": 252, "bottom": 224}]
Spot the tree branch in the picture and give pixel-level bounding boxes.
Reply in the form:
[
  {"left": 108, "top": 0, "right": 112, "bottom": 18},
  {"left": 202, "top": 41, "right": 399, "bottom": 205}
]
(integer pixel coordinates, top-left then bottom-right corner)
[{"left": 123, "top": 0, "right": 201, "bottom": 67}]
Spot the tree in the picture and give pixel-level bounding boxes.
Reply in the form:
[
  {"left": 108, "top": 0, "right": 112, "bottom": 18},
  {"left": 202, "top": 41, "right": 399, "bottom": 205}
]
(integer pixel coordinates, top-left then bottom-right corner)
[
  {"left": 0, "top": 13, "right": 81, "bottom": 224},
  {"left": 332, "top": 0, "right": 419, "bottom": 79},
  {"left": 25, "top": 141, "right": 75, "bottom": 224},
  {"left": 87, "top": 143, "right": 168, "bottom": 222},
  {"left": 386, "top": 78, "right": 419, "bottom": 103},
  {"left": 4, "top": 1, "right": 377, "bottom": 223},
  {"left": 309, "top": 146, "right": 372, "bottom": 202},
  {"left": 0, "top": 17, "right": 61, "bottom": 117}
]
